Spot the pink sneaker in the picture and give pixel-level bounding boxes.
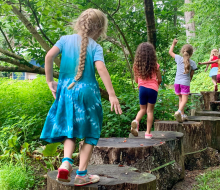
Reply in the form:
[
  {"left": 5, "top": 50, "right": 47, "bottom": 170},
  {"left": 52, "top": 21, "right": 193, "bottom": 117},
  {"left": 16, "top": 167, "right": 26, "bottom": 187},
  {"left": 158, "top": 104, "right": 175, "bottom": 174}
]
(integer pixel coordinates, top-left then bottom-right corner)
[
  {"left": 131, "top": 120, "right": 139, "bottom": 137},
  {"left": 145, "top": 133, "right": 152, "bottom": 139}
]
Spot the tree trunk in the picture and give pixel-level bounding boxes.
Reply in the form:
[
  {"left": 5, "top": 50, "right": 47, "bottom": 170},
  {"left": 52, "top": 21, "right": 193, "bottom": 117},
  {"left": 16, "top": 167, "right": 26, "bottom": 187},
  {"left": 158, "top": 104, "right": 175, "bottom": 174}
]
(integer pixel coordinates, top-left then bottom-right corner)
[
  {"left": 188, "top": 116, "right": 220, "bottom": 151},
  {"left": 90, "top": 131, "right": 184, "bottom": 190},
  {"left": 144, "top": 0, "right": 157, "bottom": 48},
  {"left": 184, "top": 0, "right": 195, "bottom": 42},
  {"left": 154, "top": 121, "right": 220, "bottom": 170},
  {"left": 47, "top": 165, "right": 157, "bottom": 190},
  {"left": 201, "top": 91, "right": 220, "bottom": 110}
]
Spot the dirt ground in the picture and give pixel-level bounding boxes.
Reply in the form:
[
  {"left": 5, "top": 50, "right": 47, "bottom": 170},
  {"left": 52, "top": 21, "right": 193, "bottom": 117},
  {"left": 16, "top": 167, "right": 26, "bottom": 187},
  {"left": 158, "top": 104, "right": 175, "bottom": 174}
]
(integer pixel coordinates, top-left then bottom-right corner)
[{"left": 172, "top": 166, "right": 220, "bottom": 190}]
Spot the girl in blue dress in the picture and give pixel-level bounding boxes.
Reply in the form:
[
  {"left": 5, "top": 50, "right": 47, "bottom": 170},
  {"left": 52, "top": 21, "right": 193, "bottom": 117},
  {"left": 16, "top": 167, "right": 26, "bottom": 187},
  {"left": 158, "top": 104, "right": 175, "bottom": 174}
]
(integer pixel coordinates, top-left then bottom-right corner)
[{"left": 40, "top": 8, "right": 122, "bottom": 186}]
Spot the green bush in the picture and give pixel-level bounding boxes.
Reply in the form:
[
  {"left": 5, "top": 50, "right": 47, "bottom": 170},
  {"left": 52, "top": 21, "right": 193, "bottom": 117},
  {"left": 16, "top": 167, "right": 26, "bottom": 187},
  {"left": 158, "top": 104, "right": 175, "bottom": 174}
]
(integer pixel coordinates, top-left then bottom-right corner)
[{"left": 0, "top": 163, "right": 35, "bottom": 190}]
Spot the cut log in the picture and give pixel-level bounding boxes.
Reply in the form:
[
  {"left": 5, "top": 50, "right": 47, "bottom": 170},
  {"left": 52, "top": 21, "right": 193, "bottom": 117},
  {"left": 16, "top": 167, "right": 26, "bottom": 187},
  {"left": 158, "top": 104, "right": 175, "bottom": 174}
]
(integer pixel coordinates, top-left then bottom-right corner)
[
  {"left": 47, "top": 165, "right": 156, "bottom": 190},
  {"left": 90, "top": 131, "right": 184, "bottom": 190},
  {"left": 195, "top": 111, "right": 220, "bottom": 117},
  {"left": 210, "top": 101, "right": 220, "bottom": 111},
  {"left": 188, "top": 116, "right": 220, "bottom": 150},
  {"left": 200, "top": 91, "right": 220, "bottom": 110},
  {"left": 189, "top": 93, "right": 204, "bottom": 116},
  {"left": 154, "top": 121, "right": 220, "bottom": 170}
]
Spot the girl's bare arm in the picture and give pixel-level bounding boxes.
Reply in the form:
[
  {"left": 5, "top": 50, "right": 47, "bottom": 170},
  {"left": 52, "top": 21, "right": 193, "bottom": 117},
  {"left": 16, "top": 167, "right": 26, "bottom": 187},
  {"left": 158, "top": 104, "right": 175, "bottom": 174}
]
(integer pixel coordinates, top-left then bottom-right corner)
[
  {"left": 169, "top": 39, "right": 178, "bottom": 58},
  {"left": 199, "top": 59, "right": 219, "bottom": 65},
  {"left": 95, "top": 61, "right": 122, "bottom": 114},
  {"left": 156, "top": 69, "right": 162, "bottom": 85}
]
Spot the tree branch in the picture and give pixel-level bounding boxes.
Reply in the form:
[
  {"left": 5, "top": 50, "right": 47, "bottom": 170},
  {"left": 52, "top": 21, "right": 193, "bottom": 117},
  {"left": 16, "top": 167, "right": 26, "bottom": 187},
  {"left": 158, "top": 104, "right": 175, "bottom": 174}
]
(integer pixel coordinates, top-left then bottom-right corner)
[
  {"left": 26, "top": 0, "right": 54, "bottom": 46},
  {"left": 0, "top": 27, "right": 14, "bottom": 52},
  {"left": 105, "top": 36, "right": 129, "bottom": 56},
  {"left": 88, "top": 0, "right": 134, "bottom": 62},
  {"left": 6, "top": 1, "right": 60, "bottom": 67},
  {"left": 111, "top": 0, "right": 120, "bottom": 16}
]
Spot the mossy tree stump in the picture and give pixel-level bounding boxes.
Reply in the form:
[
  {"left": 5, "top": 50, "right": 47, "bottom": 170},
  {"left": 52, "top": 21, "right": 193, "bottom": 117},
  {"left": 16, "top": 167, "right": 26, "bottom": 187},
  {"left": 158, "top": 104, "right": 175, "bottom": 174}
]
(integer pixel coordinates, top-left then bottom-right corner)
[
  {"left": 188, "top": 116, "right": 220, "bottom": 151},
  {"left": 47, "top": 165, "right": 156, "bottom": 190},
  {"left": 90, "top": 131, "right": 184, "bottom": 190},
  {"left": 201, "top": 91, "right": 220, "bottom": 110},
  {"left": 210, "top": 101, "right": 220, "bottom": 111},
  {"left": 154, "top": 121, "right": 220, "bottom": 170},
  {"left": 195, "top": 111, "right": 220, "bottom": 117}
]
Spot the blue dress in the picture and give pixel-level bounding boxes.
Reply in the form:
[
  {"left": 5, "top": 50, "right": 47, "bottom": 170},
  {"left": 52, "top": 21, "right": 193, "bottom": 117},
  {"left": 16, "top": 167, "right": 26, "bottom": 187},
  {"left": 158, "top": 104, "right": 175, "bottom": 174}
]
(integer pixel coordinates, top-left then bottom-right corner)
[{"left": 40, "top": 34, "right": 104, "bottom": 143}]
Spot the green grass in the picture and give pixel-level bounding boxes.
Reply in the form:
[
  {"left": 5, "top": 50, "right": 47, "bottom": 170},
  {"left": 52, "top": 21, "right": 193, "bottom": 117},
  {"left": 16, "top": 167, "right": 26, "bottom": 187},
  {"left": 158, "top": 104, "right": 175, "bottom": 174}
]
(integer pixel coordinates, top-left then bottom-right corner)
[
  {"left": 194, "top": 168, "right": 220, "bottom": 190},
  {"left": 0, "top": 163, "right": 35, "bottom": 190}
]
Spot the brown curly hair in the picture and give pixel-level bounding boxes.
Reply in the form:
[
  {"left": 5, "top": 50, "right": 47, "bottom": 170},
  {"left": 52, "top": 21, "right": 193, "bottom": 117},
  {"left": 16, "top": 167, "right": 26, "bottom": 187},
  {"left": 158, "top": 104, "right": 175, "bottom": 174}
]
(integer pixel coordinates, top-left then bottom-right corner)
[{"left": 133, "top": 42, "right": 157, "bottom": 80}]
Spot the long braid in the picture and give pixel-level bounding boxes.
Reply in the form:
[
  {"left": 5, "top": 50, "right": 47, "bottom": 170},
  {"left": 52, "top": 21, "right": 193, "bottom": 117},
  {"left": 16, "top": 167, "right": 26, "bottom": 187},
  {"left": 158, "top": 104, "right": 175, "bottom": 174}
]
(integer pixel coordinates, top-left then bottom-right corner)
[{"left": 67, "top": 13, "right": 91, "bottom": 89}]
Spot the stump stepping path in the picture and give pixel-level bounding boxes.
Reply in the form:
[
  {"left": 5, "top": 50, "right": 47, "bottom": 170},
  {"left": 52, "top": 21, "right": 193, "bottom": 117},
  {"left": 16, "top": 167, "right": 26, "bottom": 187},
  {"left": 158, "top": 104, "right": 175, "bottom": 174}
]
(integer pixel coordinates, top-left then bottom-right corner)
[
  {"left": 154, "top": 121, "right": 220, "bottom": 170},
  {"left": 90, "top": 131, "right": 184, "bottom": 190},
  {"left": 47, "top": 165, "right": 156, "bottom": 190},
  {"left": 210, "top": 101, "right": 220, "bottom": 111},
  {"left": 200, "top": 91, "right": 220, "bottom": 110},
  {"left": 195, "top": 111, "right": 220, "bottom": 117}
]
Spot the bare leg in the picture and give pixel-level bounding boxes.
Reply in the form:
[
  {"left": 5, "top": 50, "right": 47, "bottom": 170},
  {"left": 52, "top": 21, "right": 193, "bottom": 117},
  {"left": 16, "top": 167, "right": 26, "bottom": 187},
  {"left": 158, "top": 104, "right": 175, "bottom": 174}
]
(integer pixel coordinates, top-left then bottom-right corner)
[
  {"left": 179, "top": 95, "right": 188, "bottom": 115},
  {"left": 146, "top": 103, "right": 155, "bottom": 134},
  {"left": 78, "top": 142, "right": 94, "bottom": 171},
  {"left": 64, "top": 138, "right": 76, "bottom": 158},
  {"left": 135, "top": 104, "right": 147, "bottom": 123},
  {"left": 178, "top": 95, "right": 182, "bottom": 109},
  {"left": 212, "top": 76, "right": 217, "bottom": 86}
]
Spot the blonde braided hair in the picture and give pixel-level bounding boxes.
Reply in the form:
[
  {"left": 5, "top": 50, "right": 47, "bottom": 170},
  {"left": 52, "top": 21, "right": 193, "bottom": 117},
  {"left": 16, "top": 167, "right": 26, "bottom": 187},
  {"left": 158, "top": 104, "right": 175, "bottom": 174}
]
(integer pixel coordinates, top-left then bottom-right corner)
[
  {"left": 181, "top": 44, "right": 193, "bottom": 74},
  {"left": 68, "top": 9, "right": 108, "bottom": 89}
]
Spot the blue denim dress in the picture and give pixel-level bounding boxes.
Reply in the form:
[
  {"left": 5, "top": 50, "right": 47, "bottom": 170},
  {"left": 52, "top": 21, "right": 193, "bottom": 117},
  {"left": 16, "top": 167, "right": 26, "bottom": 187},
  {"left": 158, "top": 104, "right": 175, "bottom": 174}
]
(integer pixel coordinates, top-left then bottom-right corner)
[{"left": 40, "top": 34, "right": 104, "bottom": 143}]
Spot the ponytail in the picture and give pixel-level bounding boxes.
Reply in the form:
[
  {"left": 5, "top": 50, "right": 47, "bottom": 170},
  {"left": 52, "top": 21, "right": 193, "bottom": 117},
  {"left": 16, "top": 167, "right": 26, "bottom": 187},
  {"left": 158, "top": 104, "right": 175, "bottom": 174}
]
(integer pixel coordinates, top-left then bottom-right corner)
[{"left": 183, "top": 51, "right": 190, "bottom": 74}]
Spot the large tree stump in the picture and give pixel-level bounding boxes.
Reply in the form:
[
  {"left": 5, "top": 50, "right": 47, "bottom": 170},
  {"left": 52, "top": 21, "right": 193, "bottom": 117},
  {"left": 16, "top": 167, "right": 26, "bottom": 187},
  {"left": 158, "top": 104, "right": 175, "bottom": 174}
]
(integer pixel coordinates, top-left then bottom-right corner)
[
  {"left": 188, "top": 116, "right": 220, "bottom": 151},
  {"left": 90, "top": 131, "right": 184, "bottom": 190},
  {"left": 154, "top": 121, "right": 220, "bottom": 170},
  {"left": 195, "top": 111, "right": 220, "bottom": 117},
  {"left": 201, "top": 91, "right": 220, "bottom": 110},
  {"left": 210, "top": 101, "right": 220, "bottom": 111},
  {"left": 189, "top": 93, "right": 204, "bottom": 116},
  {"left": 47, "top": 165, "right": 156, "bottom": 190}
]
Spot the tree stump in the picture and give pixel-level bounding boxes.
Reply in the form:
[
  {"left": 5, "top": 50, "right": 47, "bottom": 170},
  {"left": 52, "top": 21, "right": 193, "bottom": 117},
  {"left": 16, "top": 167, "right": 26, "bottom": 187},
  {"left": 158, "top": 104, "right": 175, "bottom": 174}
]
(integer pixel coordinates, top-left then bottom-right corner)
[
  {"left": 200, "top": 91, "right": 220, "bottom": 110},
  {"left": 154, "top": 121, "right": 220, "bottom": 170},
  {"left": 188, "top": 116, "right": 220, "bottom": 151},
  {"left": 210, "top": 101, "right": 220, "bottom": 111},
  {"left": 90, "top": 131, "right": 184, "bottom": 190},
  {"left": 195, "top": 111, "right": 220, "bottom": 117},
  {"left": 47, "top": 165, "right": 156, "bottom": 190},
  {"left": 189, "top": 93, "right": 204, "bottom": 116}
]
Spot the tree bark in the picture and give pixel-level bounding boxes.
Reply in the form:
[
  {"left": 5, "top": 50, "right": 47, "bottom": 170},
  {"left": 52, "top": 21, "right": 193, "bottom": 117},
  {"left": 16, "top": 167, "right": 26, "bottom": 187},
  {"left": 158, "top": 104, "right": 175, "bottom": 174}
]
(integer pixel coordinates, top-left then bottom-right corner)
[
  {"left": 188, "top": 116, "right": 220, "bottom": 151},
  {"left": 201, "top": 91, "right": 220, "bottom": 110},
  {"left": 195, "top": 111, "right": 220, "bottom": 117},
  {"left": 144, "top": 0, "right": 157, "bottom": 48},
  {"left": 154, "top": 121, "right": 220, "bottom": 170},
  {"left": 90, "top": 131, "right": 184, "bottom": 190},
  {"left": 47, "top": 165, "right": 157, "bottom": 190},
  {"left": 184, "top": 0, "right": 195, "bottom": 43},
  {"left": 189, "top": 93, "right": 204, "bottom": 116}
]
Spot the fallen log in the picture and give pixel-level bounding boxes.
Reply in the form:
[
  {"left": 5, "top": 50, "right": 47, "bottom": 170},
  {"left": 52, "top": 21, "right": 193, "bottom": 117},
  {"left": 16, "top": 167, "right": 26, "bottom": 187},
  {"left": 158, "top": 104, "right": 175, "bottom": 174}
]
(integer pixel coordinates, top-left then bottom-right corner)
[
  {"left": 195, "top": 111, "right": 220, "bottom": 117},
  {"left": 47, "top": 165, "right": 156, "bottom": 190}
]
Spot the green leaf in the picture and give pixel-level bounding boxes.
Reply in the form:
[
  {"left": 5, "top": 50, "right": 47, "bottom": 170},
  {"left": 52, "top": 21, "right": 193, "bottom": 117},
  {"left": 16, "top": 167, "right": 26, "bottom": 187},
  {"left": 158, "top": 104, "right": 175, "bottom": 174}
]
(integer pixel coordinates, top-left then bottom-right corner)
[
  {"left": 42, "top": 142, "right": 60, "bottom": 157},
  {"left": 8, "top": 136, "right": 17, "bottom": 148}
]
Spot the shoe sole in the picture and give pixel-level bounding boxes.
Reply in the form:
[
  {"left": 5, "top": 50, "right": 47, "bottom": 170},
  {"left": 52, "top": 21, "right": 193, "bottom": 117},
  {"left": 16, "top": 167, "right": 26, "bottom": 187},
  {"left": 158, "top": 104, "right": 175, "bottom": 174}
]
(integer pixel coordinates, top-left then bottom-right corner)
[
  {"left": 131, "top": 121, "right": 138, "bottom": 137},
  {"left": 57, "top": 168, "right": 71, "bottom": 182},
  {"left": 74, "top": 179, "right": 100, "bottom": 186},
  {"left": 174, "top": 113, "right": 183, "bottom": 123}
]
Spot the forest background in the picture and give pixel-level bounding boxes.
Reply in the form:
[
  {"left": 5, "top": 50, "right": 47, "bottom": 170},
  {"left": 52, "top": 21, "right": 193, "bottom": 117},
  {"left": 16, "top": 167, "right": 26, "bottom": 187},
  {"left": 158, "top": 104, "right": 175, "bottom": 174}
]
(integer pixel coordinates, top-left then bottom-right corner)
[{"left": 0, "top": 0, "right": 219, "bottom": 189}]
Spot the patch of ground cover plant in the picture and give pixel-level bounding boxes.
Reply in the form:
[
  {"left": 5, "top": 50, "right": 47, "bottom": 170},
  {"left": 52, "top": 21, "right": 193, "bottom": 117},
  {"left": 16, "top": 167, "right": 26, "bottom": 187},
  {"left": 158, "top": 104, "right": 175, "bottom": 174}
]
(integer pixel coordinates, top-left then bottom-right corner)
[
  {"left": 193, "top": 167, "right": 220, "bottom": 190},
  {"left": 0, "top": 76, "right": 197, "bottom": 189}
]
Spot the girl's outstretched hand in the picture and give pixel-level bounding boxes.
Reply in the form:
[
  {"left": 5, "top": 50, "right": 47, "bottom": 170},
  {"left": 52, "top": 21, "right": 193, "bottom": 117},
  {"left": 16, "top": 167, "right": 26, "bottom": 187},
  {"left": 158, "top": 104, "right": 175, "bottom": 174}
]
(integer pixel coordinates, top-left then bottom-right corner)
[
  {"left": 173, "top": 38, "right": 178, "bottom": 45},
  {"left": 47, "top": 81, "right": 58, "bottom": 99},
  {"left": 109, "top": 95, "right": 122, "bottom": 115}
]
